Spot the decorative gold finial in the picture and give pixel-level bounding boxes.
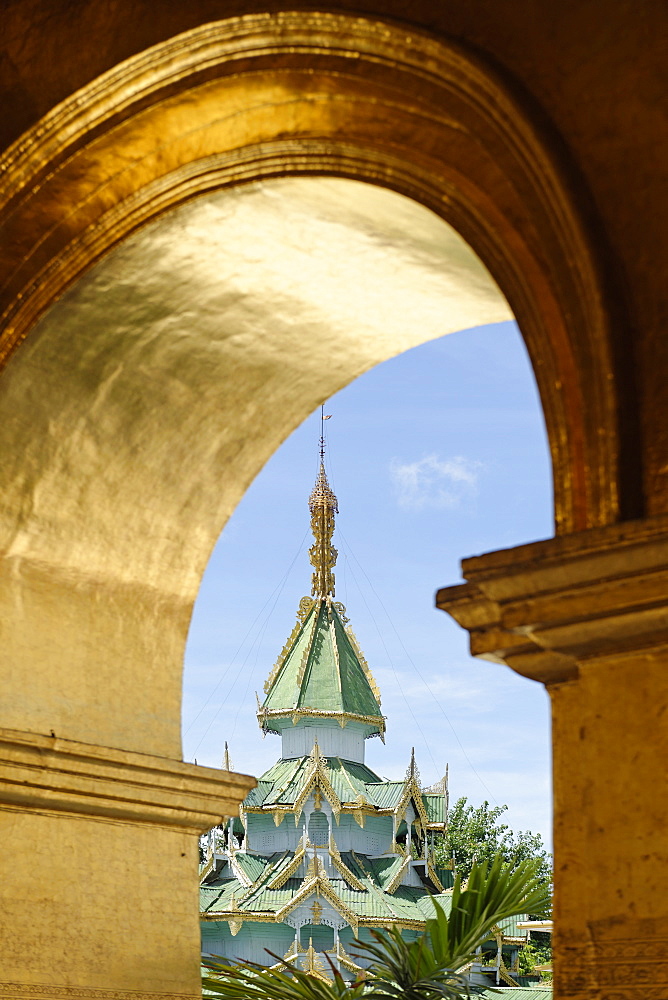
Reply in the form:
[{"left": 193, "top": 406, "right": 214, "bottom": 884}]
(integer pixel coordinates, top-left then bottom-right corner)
[
  {"left": 405, "top": 747, "right": 421, "bottom": 786},
  {"left": 309, "top": 407, "right": 338, "bottom": 597}
]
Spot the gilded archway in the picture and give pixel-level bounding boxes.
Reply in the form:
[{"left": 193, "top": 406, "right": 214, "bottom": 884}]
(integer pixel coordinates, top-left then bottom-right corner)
[
  {"left": 0, "top": 12, "right": 624, "bottom": 534},
  {"left": 0, "top": 12, "right": 638, "bottom": 999}
]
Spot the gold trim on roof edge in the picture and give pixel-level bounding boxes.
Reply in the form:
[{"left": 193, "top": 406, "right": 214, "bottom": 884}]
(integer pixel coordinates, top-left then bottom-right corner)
[
  {"left": 427, "top": 858, "right": 446, "bottom": 893},
  {"left": 201, "top": 910, "right": 427, "bottom": 932},
  {"left": 344, "top": 623, "right": 382, "bottom": 708},
  {"left": 292, "top": 741, "right": 343, "bottom": 824},
  {"left": 258, "top": 707, "right": 386, "bottom": 734},
  {"left": 384, "top": 854, "right": 412, "bottom": 894},
  {"left": 295, "top": 604, "right": 321, "bottom": 693},
  {"left": 268, "top": 844, "right": 307, "bottom": 889},
  {"left": 263, "top": 614, "right": 305, "bottom": 696},
  {"left": 328, "top": 835, "right": 368, "bottom": 892}
]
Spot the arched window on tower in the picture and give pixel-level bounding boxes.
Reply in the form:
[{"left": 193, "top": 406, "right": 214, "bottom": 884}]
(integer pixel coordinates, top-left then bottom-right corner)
[{"left": 308, "top": 810, "right": 329, "bottom": 847}]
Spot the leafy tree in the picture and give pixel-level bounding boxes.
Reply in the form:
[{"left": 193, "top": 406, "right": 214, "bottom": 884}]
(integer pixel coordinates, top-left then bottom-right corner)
[
  {"left": 202, "top": 854, "right": 550, "bottom": 999},
  {"left": 435, "top": 797, "right": 552, "bottom": 901},
  {"left": 517, "top": 937, "right": 552, "bottom": 977}
]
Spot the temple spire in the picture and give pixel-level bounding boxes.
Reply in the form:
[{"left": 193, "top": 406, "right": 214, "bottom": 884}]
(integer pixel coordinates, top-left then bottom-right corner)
[{"left": 308, "top": 406, "right": 338, "bottom": 598}]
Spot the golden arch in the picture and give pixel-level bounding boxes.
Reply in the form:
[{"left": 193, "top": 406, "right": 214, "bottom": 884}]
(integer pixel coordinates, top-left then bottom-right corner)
[
  {"left": 0, "top": 12, "right": 625, "bottom": 535},
  {"left": 0, "top": 13, "right": 647, "bottom": 998}
]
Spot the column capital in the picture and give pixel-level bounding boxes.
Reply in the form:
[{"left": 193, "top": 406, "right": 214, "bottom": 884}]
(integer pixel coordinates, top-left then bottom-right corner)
[
  {"left": 436, "top": 515, "right": 668, "bottom": 684},
  {"left": 0, "top": 727, "right": 256, "bottom": 831}
]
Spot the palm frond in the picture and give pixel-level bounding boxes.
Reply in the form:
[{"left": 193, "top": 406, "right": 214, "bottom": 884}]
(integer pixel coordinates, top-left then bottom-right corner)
[{"left": 427, "top": 855, "right": 550, "bottom": 970}]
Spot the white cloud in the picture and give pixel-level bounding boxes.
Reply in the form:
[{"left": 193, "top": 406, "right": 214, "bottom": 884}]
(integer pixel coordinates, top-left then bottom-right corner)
[{"left": 390, "top": 454, "right": 482, "bottom": 510}]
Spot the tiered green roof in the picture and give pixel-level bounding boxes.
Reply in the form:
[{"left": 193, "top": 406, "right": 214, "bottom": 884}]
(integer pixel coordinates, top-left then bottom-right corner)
[
  {"left": 201, "top": 848, "right": 449, "bottom": 929},
  {"left": 258, "top": 598, "right": 385, "bottom": 737},
  {"left": 258, "top": 455, "right": 385, "bottom": 738},
  {"left": 243, "top": 751, "right": 447, "bottom": 831},
  {"left": 199, "top": 438, "right": 530, "bottom": 988}
]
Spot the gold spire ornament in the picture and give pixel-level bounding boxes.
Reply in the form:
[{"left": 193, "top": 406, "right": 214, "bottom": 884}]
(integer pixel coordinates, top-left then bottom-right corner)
[{"left": 308, "top": 407, "right": 338, "bottom": 598}]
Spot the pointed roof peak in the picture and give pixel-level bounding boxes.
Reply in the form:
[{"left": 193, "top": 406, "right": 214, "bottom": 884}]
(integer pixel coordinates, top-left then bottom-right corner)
[
  {"left": 258, "top": 410, "right": 384, "bottom": 737},
  {"left": 308, "top": 404, "right": 338, "bottom": 599},
  {"left": 308, "top": 429, "right": 338, "bottom": 598},
  {"left": 406, "top": 747, "right": 421, "bottom": 786},
  {"left": 259, "top": 598, "right": 385, "bottom": 738}
]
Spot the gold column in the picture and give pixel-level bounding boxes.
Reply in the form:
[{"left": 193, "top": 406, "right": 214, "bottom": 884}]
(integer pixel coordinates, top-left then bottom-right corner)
[
  {"left": 0, "top": 730, "right": 255, "bottom": 1000},
  {"left": 437, "top": 516, "right": 668, "bottom": 1000}
]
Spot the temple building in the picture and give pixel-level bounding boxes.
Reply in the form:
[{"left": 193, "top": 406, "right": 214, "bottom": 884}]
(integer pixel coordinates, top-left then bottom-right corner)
[{"left": 199, "top": 445, "right": 530, "bottom": 986}]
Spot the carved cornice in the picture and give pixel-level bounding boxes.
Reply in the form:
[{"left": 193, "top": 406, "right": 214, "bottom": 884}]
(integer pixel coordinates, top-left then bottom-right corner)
[
  {"left": 0, "top": 727, "right": 255, "bottom": 831},
  {"left": 426, "top": 858, "right": 446, "bottom": 892},
  {"left": 200, "top": 909, "right": 426, "bottom": 932},
  {"left": 437, "top": 516, "right": 668, "bottom": 684},
  {"left": 385, "top": 855, "right": 411, "bottom": 894},
  {"left": 274, "top": 869, "right": 360, "bottom": 931}
]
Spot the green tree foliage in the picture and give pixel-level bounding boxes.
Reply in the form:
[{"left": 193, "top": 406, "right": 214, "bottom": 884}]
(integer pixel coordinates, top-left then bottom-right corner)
[
  {"left": 202, "top": 854, "right": 550, "bottom": 1000},
  {"left": 517, "top": 937, "right": 552, "bottom": 976},
  {"left": 435, "top": 798, "right": 552, "bottom": 901}
]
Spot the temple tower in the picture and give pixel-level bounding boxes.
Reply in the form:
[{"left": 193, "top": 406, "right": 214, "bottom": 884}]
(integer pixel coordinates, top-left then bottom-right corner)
[{"left": 200, "top": 431, "right": 453, "bottom": 977}]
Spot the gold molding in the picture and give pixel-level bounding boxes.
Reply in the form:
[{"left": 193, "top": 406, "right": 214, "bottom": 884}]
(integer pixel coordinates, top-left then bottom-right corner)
[
  {"left": 0, "top": 987, "right": 196, "bottom": 1000},
  {"left": 292, "top": 742, "right": 342, "bottom": 823},
  {"left": 436, "top": 514, "right": 668, "bottom": 684},
  {"left": 427, "top": 858, "right": 446, "bottom": 893},
  {"left": 267, "top": 845, "right": 306, "bottom": 889},
  {"left": 258, "top": 707, "right": 386, "bottom": 734},
  {"left": 329, "top": 836, "right": 368, "bottom": 892},
  {"left": 385, "top": 855, "right": 412, "bottom": 894},
  {"left": 344, "top": 624, "right": 383, "bottom": 709},
  {"left": 200, "top": 908, "right": 426, "bottom": 932},
  {"left": 0, "top": 727, "right": 255, "bottom": 831},
  {"left": 263, "top": 614, "right": 305, "bottom": 696}
]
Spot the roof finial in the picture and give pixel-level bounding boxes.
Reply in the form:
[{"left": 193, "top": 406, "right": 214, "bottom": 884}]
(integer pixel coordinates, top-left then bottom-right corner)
[
  {"left": 309, "top": 406, "right": 337, "bottom": 598},
  {"left": 319, "top": 404, "right": 327, "bottom": 463},
  {"left": 405, "top": 747, "right": 421, "bottom": 787}
]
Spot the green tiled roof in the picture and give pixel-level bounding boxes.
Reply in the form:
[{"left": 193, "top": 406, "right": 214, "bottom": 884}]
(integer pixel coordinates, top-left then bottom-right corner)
[
  {"left": 245, "top": 756, "right": 384, "bottom": 809},
  {"left": 422, "top": 793, "right": 447, "bottom": 824},
  {"left": 201, "top": 848, "right": 437, "bottom": 926},
  {"left": 365, "top": 780, "right": 404, "bottom": 809},
  {"left": 234, "top": 852, "right": 268, "bottom": 883},
  {"left": 243, "top": 755, "right": 447, "bottom": 827},
  {"left": 261, "top": 599, "right": 383, "bottom": 733},
  {"left": 496, "top": 915, "right": 530, "bottom": 938}
]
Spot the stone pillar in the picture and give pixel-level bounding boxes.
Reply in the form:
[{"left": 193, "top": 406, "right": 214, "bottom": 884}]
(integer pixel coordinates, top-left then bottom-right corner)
[
  {"left": 0, "top": 730, "right": 255, "bottom": 1000},
  {"left": 436, "top": 516, "right": 668, "bottom": 1000}
]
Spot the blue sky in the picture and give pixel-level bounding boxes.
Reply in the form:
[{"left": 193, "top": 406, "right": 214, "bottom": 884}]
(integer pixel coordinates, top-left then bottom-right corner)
[{"left": 182, "top": 320, "right": 553, "bottom": 847}]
